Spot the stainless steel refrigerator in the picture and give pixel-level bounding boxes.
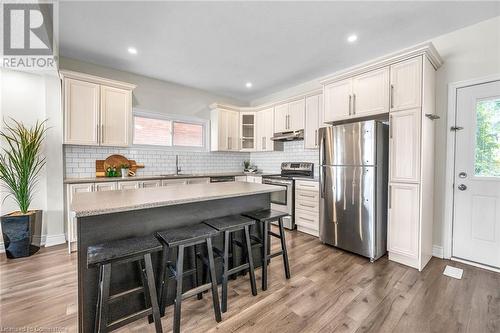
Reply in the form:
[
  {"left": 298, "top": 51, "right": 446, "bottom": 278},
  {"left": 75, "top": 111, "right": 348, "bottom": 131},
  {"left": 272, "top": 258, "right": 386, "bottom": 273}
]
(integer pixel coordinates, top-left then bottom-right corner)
[{"left": 319, "top": 120, "right": 388, "bottom": 261}]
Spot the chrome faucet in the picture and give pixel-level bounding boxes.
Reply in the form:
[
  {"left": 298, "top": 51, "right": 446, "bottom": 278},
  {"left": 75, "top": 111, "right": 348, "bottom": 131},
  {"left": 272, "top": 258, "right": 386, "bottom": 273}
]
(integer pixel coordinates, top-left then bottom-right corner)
[{"left": 175, "top": 155, "right": 181, "bottom": 175}]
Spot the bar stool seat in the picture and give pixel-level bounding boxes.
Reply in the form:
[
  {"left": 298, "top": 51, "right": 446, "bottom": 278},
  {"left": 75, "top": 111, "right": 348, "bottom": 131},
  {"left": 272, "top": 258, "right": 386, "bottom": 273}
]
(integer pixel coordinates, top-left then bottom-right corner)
[
  {"left": 242, "top": 209, "right": 291, "bottom": 291},
  {"left": 87, "top": 235, "right": 162, "bottom": 266},
  {"left": 156, "top": 223, "right": 222, "bottom": 333},
  {"left": 87, "top": 235, "right": 163, "bottom": 333},
  {"left": 203, "top": 215, "right": 257, "bottom": 313},
  {"left": 243, "top": 209, "right": 289, "bottom": 223},
  {"left": 157, "top": 223, "right": 218, "bottom": 247}
]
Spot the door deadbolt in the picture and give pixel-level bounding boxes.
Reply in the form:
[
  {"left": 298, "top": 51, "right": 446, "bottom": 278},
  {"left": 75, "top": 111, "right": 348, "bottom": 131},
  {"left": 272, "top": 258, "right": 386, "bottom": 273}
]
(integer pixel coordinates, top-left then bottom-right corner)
[
  {"left": 458, "top": 172, "right": 467, "bottom": 178},
  {"left": 458, "top": 184, "right": 467, "bottom": 191}
]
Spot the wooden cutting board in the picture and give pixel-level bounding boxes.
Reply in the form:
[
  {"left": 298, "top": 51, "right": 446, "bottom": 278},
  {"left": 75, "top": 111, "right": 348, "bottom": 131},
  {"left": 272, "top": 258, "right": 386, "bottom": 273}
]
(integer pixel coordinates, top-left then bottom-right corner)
[{"left": 95, "top": 154, "right": 145, "bottom": 177}]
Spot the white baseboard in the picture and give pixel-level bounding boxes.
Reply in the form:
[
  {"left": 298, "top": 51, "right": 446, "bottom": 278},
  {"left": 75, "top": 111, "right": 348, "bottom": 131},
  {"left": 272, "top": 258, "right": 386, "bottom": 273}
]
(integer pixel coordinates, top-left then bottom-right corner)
[
  {"left": 0, "top": 233, "right": 66, "bottom": 253},
  {"left": 432, "top": 245, "right": 444, "bottom": 259},
  {"left": 44, "top": 234, "right": 66, "bottom": 247}
]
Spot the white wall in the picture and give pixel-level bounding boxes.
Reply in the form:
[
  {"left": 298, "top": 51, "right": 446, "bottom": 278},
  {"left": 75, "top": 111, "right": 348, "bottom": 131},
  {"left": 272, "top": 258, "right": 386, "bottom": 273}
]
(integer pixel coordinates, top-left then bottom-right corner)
[
  {"left": 431, "top": 16, "right": 500, "bottom": 249},
  {"left": 59, "top": 57, "right": 247, "bottom": 119},
  {"left": 0, "top": 69, "right": 64, "bottom": 248},
  {"left": 249, "top": 16, "right": 500, "bottom": 250}
]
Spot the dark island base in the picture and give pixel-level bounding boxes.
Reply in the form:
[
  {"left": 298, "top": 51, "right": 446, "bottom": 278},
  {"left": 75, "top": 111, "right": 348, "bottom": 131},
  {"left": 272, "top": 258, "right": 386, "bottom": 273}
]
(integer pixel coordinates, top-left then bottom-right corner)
[{"left": 77, "top": 193, "right": 270, "bottom": 332}]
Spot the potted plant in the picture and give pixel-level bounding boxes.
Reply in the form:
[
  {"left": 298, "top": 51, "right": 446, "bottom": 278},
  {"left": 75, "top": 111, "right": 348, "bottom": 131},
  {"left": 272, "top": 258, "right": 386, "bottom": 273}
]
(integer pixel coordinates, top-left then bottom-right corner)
[
  {"left": 0, "top": 119, "right": 47, "bottom": 259},
  {"left": 120, "top": 164, "right": 130, "bottom": 178}
]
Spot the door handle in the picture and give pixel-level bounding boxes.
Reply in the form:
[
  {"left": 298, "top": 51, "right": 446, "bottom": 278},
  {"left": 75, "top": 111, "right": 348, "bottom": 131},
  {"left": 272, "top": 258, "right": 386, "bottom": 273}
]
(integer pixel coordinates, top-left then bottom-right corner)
[
  {"left": 389, "top": 115, "right": 393, "bottom": 138},
  {"left": 348, "top": 95, "right": 352, "bottom": 116},
  {"left": 390, "top": 84, "right": 394, "bottom": 109},
  {"left": 458, "top": 184, "right": 467, "bottom": 191},
  {"left": 388, "top": 185, "right": 392, "bottom": 209},
  {"left": 352, "top": 93, "right": 356, "bottom": 115}
]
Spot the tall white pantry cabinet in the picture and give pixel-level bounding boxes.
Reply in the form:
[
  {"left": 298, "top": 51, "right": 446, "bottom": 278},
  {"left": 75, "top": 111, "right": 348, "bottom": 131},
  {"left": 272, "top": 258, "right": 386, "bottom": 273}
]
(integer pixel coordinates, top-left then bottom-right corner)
[
  {"left": 321, "top": 43, "right": 442, "bottom": 271},
  {"left": 388, "top": 54, "right": 438, "bottom": 271}
]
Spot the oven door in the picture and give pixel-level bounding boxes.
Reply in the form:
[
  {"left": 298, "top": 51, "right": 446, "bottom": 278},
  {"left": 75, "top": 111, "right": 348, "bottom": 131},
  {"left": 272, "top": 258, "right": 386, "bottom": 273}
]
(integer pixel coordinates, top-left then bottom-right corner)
[{"left": 262, "top": 178, "right": 294, "bottom": 229}]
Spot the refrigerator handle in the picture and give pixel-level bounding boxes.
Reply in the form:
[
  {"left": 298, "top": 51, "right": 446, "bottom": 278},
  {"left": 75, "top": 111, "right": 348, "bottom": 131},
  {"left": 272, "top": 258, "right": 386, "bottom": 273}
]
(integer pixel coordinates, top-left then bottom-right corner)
[{"left": 320, "top": 166, "right": 325, "bottom": 198}]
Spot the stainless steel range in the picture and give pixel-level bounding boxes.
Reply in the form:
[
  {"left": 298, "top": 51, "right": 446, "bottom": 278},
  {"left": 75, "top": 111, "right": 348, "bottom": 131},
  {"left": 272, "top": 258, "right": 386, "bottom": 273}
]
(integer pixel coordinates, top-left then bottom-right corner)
[{"left": 262, "top": 162, "right": 314, "bottom": 230}]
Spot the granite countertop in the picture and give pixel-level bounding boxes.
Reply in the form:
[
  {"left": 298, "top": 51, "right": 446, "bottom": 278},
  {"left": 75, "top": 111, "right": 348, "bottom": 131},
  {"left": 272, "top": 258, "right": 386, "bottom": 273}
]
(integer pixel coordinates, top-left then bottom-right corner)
[
  {"left": 64, "top": 172, "right": 267, "bottom": 184},
  {"left": 71, "top": 181, "right": 282, "bottom": 217}
]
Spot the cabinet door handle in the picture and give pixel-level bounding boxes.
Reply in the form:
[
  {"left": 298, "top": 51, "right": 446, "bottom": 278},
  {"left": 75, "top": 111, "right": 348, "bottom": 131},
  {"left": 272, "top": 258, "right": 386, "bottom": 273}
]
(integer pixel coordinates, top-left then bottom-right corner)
[
  {"left": 300, "top": 203, "right": 315, "bottom": 208},
  {"left": 389, "top": 115, "right": 393, "bottom": 138},
  {"left": 352, "top": 94, "right": 356, "bottom": 115},
  {"left": 228, "top": 137, "right": 231, "bottom": 150},
  {"left": 388, "top": 185, "right": 392, "bottom": 209},
  {"left": 299, "top": 216, "right": 315, "bottom": 222},
  {"left": 262, "top": 136, "right": 266, "bottom": 150},
  {"left": 101, "top": 124, "right": 104, "bottom": 143},
  {"left": 390, "top": 84, "right": 394, "bottom": 109},
  {"left": 300, "top": 193, "right": 315, "bottom": 198},
  {"left": 96, "top": 124, "right": 100, "bottom": 143},
  {"left": 348, "top": 95, "right": 352, "bottom": 116},
  {"left": 314, "top": 129, "right": 318, "bottom": 146}
]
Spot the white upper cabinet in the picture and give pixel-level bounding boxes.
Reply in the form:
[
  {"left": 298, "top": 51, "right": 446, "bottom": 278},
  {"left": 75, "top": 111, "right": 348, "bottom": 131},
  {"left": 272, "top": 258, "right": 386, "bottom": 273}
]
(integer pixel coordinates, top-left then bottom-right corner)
[
  {"left": 100, "top": 86, "right": 131, "bottom": 147},
  {"left": 210, "top": 108, "right": 239, "bottom": 151},
  {"left": 240, "top": 112, "right": 256, "bottom": 151},
  {"left": 390, "top": 56, "right": 422, "bottom": 111},
  {"left": 274, "top": 99, "right": 305, "bottom": 133},
  {"left": 389, "top": 108, "right": 421, "bottom": 183},
  {"left": 227, "top": 110, "right": 240, "bottom": 151},
  {"left": 61, "top": 71, "right": 135, "bottom": 147},
  {"left": 64, "top": 78, "right": 100, "bottom": 145},
  {"left": 324, "top": 78, "right": 352, "bottom": 122},
  {"left": 288, "top": 99, "right": 305, "bottom": 131},
  {"left": 274, "top": 103, "right": 289, "bottom": 133},
  {"left": 256, "top": 107, "right": 274, "bottom": 151},
  {"left": 304, "top": 94, "right": 322, "bottom": 149},
  {"left": 351, "top": 67, "right": 389, "bottom": 117},
  {"left": 324, "top": 67, "right": 389, "bottom": 122}
]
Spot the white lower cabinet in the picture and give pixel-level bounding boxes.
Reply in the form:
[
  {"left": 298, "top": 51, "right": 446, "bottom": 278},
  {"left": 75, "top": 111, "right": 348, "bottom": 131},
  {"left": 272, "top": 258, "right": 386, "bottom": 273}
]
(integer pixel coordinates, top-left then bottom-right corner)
[
  {"left": 235, "top": 176, "right": 247, "bottom": 182},
  {"left": 118, "top": 181, "right": 140, "bottom": 190},
  {"left": 66, "top": 183, "right": 94, "bottom": 253},
  {"left": 141, "top": 180, "right": 161, "bottom": 188},
  {"left": 162, "top": 178, "right": 188, "bottom": 186},
  {"left": 94, "top": 182, "right": 117, "bottom": 192},
  {"left": 388, "top": 183, "right": 420, "bottom": 265},
  {"left": 294, "top": 180, "right": 319, "bottom": 237},
  {"left": 187, "top": 177, "right": 210, "bottom": 184},
  {"left": 246, "top": 175, "right": 262, "bottom": 183}
]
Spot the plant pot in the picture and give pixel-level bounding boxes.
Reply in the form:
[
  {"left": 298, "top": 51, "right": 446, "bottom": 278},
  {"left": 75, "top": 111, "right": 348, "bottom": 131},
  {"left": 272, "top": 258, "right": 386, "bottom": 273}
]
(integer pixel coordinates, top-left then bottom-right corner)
[
  {"left": 1, "top": 210, "right": 42, "bottom": 259},
  {"left": 121, "top": 168, "right": 129, "bottom": 178}
]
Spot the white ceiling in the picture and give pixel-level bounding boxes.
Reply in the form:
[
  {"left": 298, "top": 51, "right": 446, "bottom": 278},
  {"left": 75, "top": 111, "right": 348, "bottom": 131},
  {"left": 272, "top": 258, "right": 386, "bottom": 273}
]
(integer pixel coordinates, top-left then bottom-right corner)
[{"left": 59, "top": 1, "right": 500, "bottom": 102}]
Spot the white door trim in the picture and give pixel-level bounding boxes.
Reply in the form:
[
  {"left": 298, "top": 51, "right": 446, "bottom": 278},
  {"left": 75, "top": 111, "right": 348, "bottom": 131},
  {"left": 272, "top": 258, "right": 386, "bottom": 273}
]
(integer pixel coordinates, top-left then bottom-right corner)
[{"left": 443, "top": 73, "right": 500, "bottom": 260}]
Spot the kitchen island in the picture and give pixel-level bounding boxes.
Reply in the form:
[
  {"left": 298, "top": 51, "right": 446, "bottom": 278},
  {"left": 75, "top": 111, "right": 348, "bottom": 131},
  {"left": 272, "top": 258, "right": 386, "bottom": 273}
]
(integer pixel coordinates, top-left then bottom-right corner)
[{"left": 71, "top": 181, "right": 282, "bottom": 333}]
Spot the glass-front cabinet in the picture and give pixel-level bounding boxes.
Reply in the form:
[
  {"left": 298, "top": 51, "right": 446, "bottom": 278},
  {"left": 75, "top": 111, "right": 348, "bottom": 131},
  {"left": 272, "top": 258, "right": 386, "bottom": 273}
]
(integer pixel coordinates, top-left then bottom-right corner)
[{"left": 240, "top": 112, "right": 256, "bottom": 151}]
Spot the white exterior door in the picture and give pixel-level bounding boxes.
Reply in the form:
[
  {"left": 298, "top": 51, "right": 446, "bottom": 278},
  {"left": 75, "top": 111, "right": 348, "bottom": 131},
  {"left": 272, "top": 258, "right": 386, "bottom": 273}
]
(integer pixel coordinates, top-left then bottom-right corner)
[{"left": 453, "top": 80, "right": 500, "bottom": 269}]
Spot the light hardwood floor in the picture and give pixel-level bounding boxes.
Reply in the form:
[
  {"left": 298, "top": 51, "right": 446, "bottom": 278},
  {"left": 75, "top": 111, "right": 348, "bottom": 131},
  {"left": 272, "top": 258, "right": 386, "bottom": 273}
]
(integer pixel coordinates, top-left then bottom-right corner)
[{"left": 1, "top": 229, "right": 499, "bottom": 333}]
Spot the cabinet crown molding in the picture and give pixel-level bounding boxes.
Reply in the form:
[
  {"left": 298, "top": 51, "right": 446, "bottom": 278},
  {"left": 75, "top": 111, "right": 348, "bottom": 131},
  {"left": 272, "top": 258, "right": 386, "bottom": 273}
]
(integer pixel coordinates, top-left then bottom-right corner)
[
  {"left": 59, "top": 70, "right": 137, "bottom": 90},
  {"left": 210, "top": 88, "right": 322, "bottom": 112},
  {"left": 319, "top": 42, "right": 442, "bottom": 86}
]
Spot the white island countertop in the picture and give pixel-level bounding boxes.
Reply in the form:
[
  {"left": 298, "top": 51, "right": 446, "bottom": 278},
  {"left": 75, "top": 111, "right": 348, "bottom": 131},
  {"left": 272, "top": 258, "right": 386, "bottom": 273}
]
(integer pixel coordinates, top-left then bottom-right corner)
[{"left": 71, "top": 181, "right": 282, "bottom": 217}]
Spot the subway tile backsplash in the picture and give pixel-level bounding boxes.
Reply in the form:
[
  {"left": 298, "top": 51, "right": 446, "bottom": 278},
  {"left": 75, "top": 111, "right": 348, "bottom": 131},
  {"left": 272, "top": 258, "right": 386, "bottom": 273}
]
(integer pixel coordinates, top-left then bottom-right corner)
[
  {"left": 250, "top": 141, "right": 320, "bottom": 175},
  {"left": 63, "top": 141, "right": 319, "bottom": 178}
]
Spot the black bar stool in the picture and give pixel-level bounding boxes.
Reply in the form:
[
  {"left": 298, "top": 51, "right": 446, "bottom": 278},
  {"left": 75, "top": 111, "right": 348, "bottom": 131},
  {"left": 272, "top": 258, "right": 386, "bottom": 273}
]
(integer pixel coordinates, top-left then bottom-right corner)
[
  {"left": 156, "top": 224, "right": 222, "bottom": 333},
  {"left": 203, "top": 215, "right": 257, "bottom": 313},
  {"left": 242, "top": 209, "right": 291, "bottom": 291},
  {"left": 87, "top": 235, "right": 163, "bottom": 333}
]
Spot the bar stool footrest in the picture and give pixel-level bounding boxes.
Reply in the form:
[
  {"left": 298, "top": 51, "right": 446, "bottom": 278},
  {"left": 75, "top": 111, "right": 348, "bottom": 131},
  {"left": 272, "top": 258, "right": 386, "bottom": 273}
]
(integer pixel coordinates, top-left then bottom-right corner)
[
  {"left": 108, "top": 286, "right": 144, "bottom": 303},
  {"left": 107, "top": 308, "right": 153, "bottom": 331}
]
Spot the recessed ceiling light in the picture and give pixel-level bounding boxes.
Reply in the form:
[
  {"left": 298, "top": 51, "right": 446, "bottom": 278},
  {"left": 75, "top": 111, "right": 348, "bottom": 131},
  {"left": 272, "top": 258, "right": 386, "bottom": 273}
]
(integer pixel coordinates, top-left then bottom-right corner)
[
  {"left": 347, "top": 34, "right": 358, "bottom": 43},
  {"left": 127, "top": 47, "right": 138, "bottom": 55},
  {"left": 245, "top": 82, "right": 253, "bottom": 88}
]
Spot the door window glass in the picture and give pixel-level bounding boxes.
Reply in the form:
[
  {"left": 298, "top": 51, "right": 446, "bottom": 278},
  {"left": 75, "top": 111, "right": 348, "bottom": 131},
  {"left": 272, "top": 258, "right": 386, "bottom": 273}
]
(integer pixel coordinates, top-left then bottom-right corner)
[{"left": 475, "top": 98, "right": 500, "bottom": 176}]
